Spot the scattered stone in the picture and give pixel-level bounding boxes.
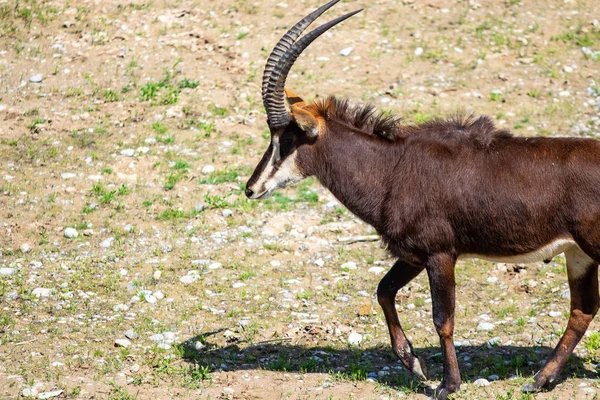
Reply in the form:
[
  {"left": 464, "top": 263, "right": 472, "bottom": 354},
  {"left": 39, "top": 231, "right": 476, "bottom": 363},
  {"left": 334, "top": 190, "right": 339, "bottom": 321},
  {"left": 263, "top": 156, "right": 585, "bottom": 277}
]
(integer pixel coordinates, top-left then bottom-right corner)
[
  {"left": 488, "top": 374, "right": 500, "bottom": 381},
  {"left": 549, "top": 311, "right": 562, "bottom": 317},
  {"left": 192, "top": 259, "right": 210, "bottom": 266},
  {"left": 222, "top": 209, "right": 233, "bottom": 218},
  {"left": 32, "top": 288, "right": 52, "bottom": 297},
  {"left": 180, "top": 273, "right": 200, "bottom": 284},
  {"left": 0, "top": 267, "right": 15, "bottom": 276},
  {"left": 232, "top": 282, "right": 246, "bottom": 289},
  {"left": 124, "top": 329, "right": 138, "bottom": 340},
  {"left": 195, "top": 341, "right": 206, "bottom": 351},
  {"left": 194, "top": 202, "right": 205, "bottom": 212},
  {"left": 202, "top": 165, "right": 215, "bottom": 174},
  {"left": 100, "top": 237, "right": 115, "bottom": 248},
  {"left": 341, "top": 261, "right": 357, "bottom": 270},
  {"left": 368, "top": 266, "right": 385, "bottom": 275},
  {"left": 120, "top": 149, "right": 135, "bottom": 157},
  {"left": 474, "top": 378, "right": 490, "bottom": 387},
  {"left": 157, "top": 342, "right": 171, "bottom": 350},
  {"left": 209, "top": 262, "right": 222, "bottom": 270},
  {"left": 114, "top": 303, "right": 129, "bottom": 312},
  {"left": 348, "top": 332, "right": 363, "bottom": 345},
  {"left": 124, "top": 224, "right": 135, "bottom": 233},
  {"left": 115, "top": 338, "right": 131, "bottom": 348},
  {"left": 163, "top": 332, "right": 176, "bottom": 342},
  {"left": 29, "top": 74, "right": 43, "bottom": 83},
  {"left": 144, "top": 294, "right": 157, "bottom": 304},
  {"left": 414, "top": 47, "right": 423, "bottom": 56},
  {"left": 61, "top": 172, "right": 76, "bottom": 179},
  {"left": 154, "top": 290, "right": 164, "bottom": 300},
  {"left": 339, "top": 47, "right": 353, "bottom": 57},
  {"left": 477, "top": 322, "right": 495, "bottom": 331},
  {"left": 223, "top": 388, "right": 235, "bottom": 394},
  {"left": 487, "top": 336, "right": 502, "bottom": 346},
  {"left": 64, "top": 227, "right": 78, "bottom": 238},
  {"left": 150, "top": 334, "right": 164, "bottom": 342}
]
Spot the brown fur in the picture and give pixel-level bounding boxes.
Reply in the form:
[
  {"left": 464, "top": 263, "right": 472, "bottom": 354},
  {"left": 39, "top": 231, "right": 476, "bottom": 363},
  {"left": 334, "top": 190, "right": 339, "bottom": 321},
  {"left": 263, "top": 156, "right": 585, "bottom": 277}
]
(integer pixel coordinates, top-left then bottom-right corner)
[{"left": 249, "top": 94, "right": 600, "bottom": 399}]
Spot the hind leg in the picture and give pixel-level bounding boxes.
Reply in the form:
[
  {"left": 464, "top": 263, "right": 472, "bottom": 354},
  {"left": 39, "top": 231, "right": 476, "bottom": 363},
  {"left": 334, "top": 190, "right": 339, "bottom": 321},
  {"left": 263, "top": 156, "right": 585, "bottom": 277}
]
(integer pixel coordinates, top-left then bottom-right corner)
[{"left": 523, "top": 246, "right": 599, "bottom": 392}]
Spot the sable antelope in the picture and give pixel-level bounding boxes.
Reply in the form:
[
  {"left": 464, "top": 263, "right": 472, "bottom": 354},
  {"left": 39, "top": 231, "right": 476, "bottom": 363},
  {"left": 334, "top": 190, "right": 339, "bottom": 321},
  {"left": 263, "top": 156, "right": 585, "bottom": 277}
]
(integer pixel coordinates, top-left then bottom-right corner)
[{"left": 245, "top": 1, "right": 600, "bottom": 398}]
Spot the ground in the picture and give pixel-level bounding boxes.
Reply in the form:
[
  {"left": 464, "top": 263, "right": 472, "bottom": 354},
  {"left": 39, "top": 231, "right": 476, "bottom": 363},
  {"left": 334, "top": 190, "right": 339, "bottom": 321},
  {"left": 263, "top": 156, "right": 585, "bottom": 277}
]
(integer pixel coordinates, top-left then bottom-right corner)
[{"left": 0, "top": 0, "right": 600, "bottom": 399}]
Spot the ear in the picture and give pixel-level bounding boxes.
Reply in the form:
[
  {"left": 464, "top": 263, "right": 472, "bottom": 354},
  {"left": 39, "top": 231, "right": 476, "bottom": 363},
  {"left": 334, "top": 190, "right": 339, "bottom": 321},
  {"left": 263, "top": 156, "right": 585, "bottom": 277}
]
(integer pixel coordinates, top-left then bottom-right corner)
[
  {"left": 284, "top": 88, "right": 306, "bottom": 110},
  {"left": 290, "top": 105, "right": 321, "bottom": 139}
]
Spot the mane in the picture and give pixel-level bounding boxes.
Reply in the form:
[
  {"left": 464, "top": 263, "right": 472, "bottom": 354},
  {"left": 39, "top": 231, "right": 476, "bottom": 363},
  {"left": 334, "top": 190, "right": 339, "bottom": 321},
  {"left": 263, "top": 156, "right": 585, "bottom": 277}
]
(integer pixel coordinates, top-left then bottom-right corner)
[{"left": 307, "top": 96, "right": 512, "bottom": 146}]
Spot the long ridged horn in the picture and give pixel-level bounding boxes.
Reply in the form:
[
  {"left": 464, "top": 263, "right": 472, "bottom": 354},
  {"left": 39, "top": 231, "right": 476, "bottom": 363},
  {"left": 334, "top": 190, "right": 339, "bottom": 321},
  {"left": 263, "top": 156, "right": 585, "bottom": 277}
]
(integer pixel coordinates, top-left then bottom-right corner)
[
  {"left": 263, "top": 7, "right": 363, "bottom": 128},
  {"left": 262, "top": 0, "right": 341, "bottom": 100}
]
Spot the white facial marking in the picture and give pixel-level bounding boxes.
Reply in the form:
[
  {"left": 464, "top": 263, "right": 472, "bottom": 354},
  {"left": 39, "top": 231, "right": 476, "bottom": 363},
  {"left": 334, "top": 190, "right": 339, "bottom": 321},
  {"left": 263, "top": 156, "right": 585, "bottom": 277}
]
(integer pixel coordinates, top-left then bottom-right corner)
[
  {"left": 248, "top": 136, "right": 303, "bottom": 198},
  {"left": 459, "top": 238, "right": 578, "bottom": 264}
]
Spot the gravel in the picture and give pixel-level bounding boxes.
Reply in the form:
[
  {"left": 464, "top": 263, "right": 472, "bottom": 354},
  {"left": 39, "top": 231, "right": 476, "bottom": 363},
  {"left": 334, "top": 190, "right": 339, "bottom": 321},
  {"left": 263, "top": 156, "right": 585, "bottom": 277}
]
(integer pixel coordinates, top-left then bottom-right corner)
[{"left": 63, "top": 227, "right": 78, "bottom": 238}]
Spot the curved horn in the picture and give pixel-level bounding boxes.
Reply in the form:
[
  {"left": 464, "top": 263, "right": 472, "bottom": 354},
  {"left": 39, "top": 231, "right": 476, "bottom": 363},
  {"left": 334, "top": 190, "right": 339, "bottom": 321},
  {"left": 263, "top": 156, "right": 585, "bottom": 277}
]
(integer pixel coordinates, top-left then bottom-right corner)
[
  {"left": 264, "top": 8, "right": 363, "bottom": 128},
  {"left": 262, "top": 0, "right": 341, "bottom": 100}
]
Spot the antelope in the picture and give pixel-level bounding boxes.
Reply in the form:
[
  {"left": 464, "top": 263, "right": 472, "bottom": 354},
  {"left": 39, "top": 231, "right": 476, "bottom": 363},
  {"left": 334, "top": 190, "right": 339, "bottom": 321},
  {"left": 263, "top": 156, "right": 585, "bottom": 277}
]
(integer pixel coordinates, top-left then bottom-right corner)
[{"left": 244, "top": 1, "right": 600, "bottom": 398}]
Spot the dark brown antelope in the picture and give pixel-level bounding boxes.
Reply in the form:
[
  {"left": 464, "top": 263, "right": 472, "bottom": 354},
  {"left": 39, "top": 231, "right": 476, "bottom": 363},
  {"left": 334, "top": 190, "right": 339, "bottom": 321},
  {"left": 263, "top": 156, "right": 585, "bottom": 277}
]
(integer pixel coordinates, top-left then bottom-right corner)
[{"left": 245, "top": 1, "right": 600, "bottom": 398}]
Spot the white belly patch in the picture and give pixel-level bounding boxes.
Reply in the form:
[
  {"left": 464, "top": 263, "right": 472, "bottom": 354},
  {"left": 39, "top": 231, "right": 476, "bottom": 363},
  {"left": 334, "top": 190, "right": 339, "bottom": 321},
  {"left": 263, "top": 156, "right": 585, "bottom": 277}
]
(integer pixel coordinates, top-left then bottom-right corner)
[{"left": 459, "top": 238, "right": 578, "bottom": 264}]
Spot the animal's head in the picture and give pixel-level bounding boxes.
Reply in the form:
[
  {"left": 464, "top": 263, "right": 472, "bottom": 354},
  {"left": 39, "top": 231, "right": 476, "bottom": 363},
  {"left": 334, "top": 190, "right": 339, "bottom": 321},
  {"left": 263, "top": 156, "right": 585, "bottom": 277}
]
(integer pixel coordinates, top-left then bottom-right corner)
[{"left": 244, "top": 0, "right": 362, "bottom": 199}]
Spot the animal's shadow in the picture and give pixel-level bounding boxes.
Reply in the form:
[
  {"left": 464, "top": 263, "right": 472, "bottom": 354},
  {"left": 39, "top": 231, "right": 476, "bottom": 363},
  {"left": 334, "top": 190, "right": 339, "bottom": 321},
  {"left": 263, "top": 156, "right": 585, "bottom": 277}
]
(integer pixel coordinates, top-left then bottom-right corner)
[{"left": 177, "top": 329, "right": 598, "bottom": 396}]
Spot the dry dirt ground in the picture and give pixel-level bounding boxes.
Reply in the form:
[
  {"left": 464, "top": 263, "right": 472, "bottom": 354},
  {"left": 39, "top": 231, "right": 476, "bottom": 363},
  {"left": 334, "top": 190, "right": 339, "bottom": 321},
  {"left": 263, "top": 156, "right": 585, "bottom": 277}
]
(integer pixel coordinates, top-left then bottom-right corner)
[{"left": 1, "top": 0, "right": 600, "bottom": 399}]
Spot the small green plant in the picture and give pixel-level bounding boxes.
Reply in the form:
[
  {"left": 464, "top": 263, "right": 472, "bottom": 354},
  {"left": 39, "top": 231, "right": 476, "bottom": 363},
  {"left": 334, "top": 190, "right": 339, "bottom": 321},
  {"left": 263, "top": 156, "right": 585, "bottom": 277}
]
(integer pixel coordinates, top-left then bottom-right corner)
[
  {"left": 208, "top": 103, "right": 228, "bottom": 116},
  {"left": 490, "top": 92, "right": 504, "bottom": 102},
  {"left": 585, "top": 331, "right": 600, "bottom": 353},
  {"left": 104, "top": 89, "right": 119, "bottom": 102},
  {"left": 179, "top": 78, "right": 199, "bottom": 89},
  {"left": 152, "top": 122, "right": 168, "bottom": 134}
]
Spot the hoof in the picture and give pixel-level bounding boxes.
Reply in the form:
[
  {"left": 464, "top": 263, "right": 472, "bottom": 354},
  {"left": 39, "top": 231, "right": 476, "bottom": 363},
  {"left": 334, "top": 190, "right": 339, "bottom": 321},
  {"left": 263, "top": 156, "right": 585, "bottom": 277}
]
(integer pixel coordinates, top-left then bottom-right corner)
[
  {"left": 411, "top": 355, "right": 428, "bottom": 381},
  {"left": 522, "top": 382, "right": 542, "bottom": 393}
]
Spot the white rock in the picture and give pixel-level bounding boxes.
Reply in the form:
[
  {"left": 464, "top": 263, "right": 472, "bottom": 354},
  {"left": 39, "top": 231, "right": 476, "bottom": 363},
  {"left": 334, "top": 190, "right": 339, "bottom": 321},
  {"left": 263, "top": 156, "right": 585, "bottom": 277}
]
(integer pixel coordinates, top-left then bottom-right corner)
[
  {"left": 202, "top": 165, "right": 215, "bottom": 174},
  {"left": 157, "top": 342, "right": 171, "bottom": 350},
  {"left": 61, "top": 172, "right": 76, "bottom": 179},
  {"left": 163, "top": 332, "right": 176, "bottom": 342},
  {"left": 414, "top": 47, "right": 423, "bottom": 56},
  {"left": 150, "top": 334, "right": 164, "bottom": 342},
  {"left": 223, "top": 388, "right": 235, "bottom": 394},
  {"left": 222, "top": 209, "right": 233, "bottom": 218},
  {"left": 32, "top": 288, "right": 52, "bottom": 297},
  {"left": 0, "top": 267, "right": 15, "bottom": 276},
  {"left": 477, "top": 322, "right": 495, "bottom": 331},
  {"left": 559, "top": 90, "right": 570, "bottom": 97},
  {"left": 341, "top": 261, "right": 357, "bottom": 270},
  {"left": 29, "top": 74, "right": 43, "bottom": 83},
  {"left": 144, "top": 294, "right": 157, "bottom": 304},
  {"left": 563, "top": 65, "right": 573, "bottom": 73},
  {"left": 154, "top": 290, "right": 164, "bottom": 300},
  {"left": 100, "top": 237, "right": 114, "bottom": 248},
  {"left": 114, "top": 339, "right": 131, "bottom": 348},
  {"left": 348, "top": 332, "right": 363, "bottom": 345},
  {"left": 180, "top": 274, "right": 199, "bottom": 284},
  {"left": 64, "top": 227, "right": 78, "bottom": 238},
  {"left": 20, "top": 243, "right": 32, "bottom": 253},
  {"left": 486, "top": 276, "right": 498, "bottom": 283},
  {"left": 120, "top": 149, "right": 135, "bottom": 157},
  {"left": 233, "top": 282, "right": 247, "bottom": 289},
  {"left": 209, "top": 262, "right": 222, "bottom": 270},
  {"left": 473, "top": 378, "right": 490, "bottom": 387},
  {"left": 270, "top": 260, "right": 281, "bottom": 267},
  {"left": 368, "top": 266, "right": 386, "bottom": 275},
  {"left": 339, "top": 47, "right": 353, "bottom": 57},
  {"left": 153, "top": 270, "right": 162, "bottom": 280},
  {"left": 549, "top": 311, "right": 562, "bottom": 317},
  {"left": 113, "top": 303, "right": 129, "bottom": 312},
  {"left": 124, "top": 224, "right": 135, "bottom": 232}
]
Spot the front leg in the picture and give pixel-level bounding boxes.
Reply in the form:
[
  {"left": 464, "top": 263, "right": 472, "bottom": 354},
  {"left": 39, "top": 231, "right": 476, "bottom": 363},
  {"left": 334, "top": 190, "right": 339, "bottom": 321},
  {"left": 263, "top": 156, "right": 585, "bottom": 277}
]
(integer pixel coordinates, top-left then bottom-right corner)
[{"left": 426, "top": 253, "right": 461, "bottom": 400}]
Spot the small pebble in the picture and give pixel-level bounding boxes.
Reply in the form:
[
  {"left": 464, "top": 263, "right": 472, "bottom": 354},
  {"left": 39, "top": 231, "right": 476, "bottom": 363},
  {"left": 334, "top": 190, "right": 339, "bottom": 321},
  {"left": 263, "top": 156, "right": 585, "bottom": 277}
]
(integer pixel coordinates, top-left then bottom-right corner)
[
  {"left": 29, "top": 74, "right": 43, "bottom": 83},
  {"left": 474, "top": 378, "right": 490, "bottom": 387},
  {"left": 202, "top": 165, "right": 215, "bottom": 174},
  {"left": 120, "top": 149, "right": 136, "bottom": 157},
  {"left": 222, "top": 209, "right": 233, "bottom": 218},
  {"left": 339, "top": 47, "right": 353, "bottom": 57},
  {"left": 368, "top": 266, "right": 385, "bottom": 275},
  {"left": 64, "top": 227, "right": 78, "bottom": 238},
  {"left": 348, "top": 332, "right": 363, "bottom": 345},
  {"left": 124, "top": 329, "right": 138, "bottom": 340},
  {"left": 488, "top": 374, "right": 500, "bottom": 381},
  {"left": 414, "top": 47, "right": 423, "bottom": 56},
  {"left": 115, "top": 339, "right": 131, "bottom": 348},
  {"left": 100, "top": 237, "right": 114, "bottom": 248},
  {"left": 477, "top": 322, "right": 495, "bottom": 331},
  {"left": 32, "top": 288, "right": 51, "bottom": 297}
]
